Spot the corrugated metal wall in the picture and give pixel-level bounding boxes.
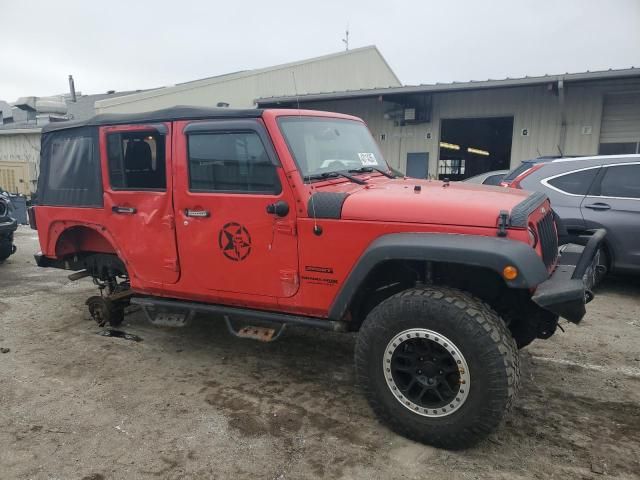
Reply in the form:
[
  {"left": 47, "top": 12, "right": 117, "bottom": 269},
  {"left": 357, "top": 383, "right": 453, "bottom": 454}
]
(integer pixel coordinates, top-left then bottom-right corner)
[
  {"left": 300, "top": 77, "right": 640, "bottom": 176},
  {"left": 0, "top": 132, "right": 40, "bottom": 195}
]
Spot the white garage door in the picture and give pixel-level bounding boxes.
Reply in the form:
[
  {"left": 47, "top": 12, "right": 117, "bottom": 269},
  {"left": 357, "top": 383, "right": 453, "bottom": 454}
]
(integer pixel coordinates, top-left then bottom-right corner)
[{"left": 599, "top": 93, "right": 640, "bottom": 154}]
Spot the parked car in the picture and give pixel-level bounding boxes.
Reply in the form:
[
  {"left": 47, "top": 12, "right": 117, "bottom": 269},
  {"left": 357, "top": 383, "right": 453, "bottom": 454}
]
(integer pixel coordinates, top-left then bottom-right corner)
[
  {"left": 464, "top": 169, "right": 509, "bottom": 186},
  {"left": 0, "top": 191, "right": 18, "bottom": 261},
  {"left": 504, "top": 154, "right": 640, "bottom": 276},
  {"left": 31, "top": 106, "right": 604, "bottom": 449}
]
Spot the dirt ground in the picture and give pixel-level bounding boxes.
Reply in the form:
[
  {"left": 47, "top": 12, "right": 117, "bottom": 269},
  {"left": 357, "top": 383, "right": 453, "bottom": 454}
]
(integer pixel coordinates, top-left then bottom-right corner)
[{"left": 1, "top": 226, "right": 639, "bottom": 480}]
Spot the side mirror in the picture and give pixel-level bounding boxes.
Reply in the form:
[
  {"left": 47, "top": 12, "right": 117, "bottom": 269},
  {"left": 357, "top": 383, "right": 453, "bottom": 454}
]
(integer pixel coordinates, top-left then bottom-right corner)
[{"left": 266, "top": 200, "right": 289, "bottom": 217}]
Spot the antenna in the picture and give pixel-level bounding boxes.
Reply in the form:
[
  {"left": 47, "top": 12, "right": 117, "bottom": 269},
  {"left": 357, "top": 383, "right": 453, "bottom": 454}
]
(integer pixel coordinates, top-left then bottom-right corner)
[
  {"left": 342, "top": 25, "right": 350, "bottom": 51},
  {"left": 291, "top": 71, "right": 301, "bottom": 113}
]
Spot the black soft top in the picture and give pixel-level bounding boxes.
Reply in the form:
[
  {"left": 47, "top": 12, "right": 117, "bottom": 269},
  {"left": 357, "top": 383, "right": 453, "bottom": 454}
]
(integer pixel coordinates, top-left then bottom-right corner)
[{"left": 42, "top": 106, "right": 264, "bottom": 133}]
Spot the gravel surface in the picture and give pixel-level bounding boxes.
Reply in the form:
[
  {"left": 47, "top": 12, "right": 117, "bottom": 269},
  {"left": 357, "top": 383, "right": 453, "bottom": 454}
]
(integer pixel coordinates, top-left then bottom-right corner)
[{"left": 1, "top": 226, "right": 639, "bottom": 479}]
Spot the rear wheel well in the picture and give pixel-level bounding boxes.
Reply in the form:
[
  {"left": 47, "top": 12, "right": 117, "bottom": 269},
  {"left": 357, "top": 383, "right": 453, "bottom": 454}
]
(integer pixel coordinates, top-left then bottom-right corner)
[
  {"left": 346, "top": 259, "right": 556, "bottom": 347},
  {"left": 55, "top": 226, "right": 117, "bottom": 257},
  {"left": 54, "top": 226, "right": 127, "bottom": 280}
]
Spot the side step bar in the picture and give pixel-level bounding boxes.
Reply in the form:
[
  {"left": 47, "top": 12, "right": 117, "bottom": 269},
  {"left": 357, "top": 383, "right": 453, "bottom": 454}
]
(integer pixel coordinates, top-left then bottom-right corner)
[{"left": 130, "top": 296, "right": 348, "bottom": 332}]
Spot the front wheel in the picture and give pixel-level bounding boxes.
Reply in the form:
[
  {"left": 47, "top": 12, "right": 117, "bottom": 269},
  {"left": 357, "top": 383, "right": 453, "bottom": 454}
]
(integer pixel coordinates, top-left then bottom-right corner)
[{"left": 355, "top": 286, "right": 519, "bottom": 449}]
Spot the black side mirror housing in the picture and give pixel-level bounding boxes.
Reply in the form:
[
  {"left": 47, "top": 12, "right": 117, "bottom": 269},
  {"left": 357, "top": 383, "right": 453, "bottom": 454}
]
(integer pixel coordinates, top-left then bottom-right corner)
[{"left": 266, "top": 200, "right": 289, "bottom": 217}]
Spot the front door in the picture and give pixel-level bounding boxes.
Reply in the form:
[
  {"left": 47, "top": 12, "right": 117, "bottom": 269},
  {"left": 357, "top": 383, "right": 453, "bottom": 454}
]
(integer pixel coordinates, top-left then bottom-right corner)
[
  {"left": 173, "top": 119, "right": 299, "bottom": 298},
  {"left": 100, "top": 123, "right": 180, "bottom": 285},
  {"left": 406, "top": 152, "right": 429, "bottom": 178}
]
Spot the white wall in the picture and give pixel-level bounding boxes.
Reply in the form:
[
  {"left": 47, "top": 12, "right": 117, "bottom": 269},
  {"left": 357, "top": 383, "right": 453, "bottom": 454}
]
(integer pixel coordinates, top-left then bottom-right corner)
[{"left": 95, "top": 47, "right": 401, "bottom": 114}]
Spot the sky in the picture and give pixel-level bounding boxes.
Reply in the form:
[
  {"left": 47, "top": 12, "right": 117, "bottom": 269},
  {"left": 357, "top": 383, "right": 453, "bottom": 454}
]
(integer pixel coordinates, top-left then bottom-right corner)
[{"left": 1, "top": 0, "right": 639, "bottom": 102}]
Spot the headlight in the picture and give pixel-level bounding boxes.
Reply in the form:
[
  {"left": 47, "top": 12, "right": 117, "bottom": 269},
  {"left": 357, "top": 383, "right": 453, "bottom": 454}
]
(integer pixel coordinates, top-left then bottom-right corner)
[
  {"left": 527, "top": 225, "right": 538, "bottom": 248},
  {"left": 0, "top": 198, "right": 7, "bottom": 218}
]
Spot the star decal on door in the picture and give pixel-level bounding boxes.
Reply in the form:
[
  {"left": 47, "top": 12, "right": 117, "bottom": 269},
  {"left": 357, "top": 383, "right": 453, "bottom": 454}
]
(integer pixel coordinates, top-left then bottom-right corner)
[{"left": 218, "top": 222, "right": 252, "bottom": 261}]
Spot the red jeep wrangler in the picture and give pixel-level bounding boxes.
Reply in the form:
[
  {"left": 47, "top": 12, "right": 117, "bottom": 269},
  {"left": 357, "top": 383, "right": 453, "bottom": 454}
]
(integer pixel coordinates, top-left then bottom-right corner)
[{"left": 32, "top": 107, "right": 604, "bottom": 449}]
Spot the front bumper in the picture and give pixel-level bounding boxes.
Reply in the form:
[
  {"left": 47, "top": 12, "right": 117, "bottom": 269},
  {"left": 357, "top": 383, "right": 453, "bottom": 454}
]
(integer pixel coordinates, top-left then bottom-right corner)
[
  {"left": 532, "top": 228, "right": 606, "bottom": 324},
  {"left": 0, "top": 217, "right": 18, "bottom": 236}
]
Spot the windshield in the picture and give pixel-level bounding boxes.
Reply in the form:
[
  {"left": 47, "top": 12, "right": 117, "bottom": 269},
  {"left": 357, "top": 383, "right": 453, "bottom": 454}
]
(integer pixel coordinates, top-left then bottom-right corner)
[{"left": 278, "top": 117, "right": 388, "bottom": 179}]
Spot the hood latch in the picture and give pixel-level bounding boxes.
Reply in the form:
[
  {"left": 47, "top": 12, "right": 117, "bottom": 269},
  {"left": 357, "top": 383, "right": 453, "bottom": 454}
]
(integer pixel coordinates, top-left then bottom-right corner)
[{"left": 497, "top": 210, "right": 510, "bottom": 237}]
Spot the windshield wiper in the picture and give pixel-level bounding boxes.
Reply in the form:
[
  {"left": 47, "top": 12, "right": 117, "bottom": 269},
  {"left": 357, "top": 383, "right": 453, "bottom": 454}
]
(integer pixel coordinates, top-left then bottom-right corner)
[
  {"left": 348, "top": 166, "right": 395, "bottom": 178},
  {"left": 306, "top": 171, "right": 367, "bottom": 185}
]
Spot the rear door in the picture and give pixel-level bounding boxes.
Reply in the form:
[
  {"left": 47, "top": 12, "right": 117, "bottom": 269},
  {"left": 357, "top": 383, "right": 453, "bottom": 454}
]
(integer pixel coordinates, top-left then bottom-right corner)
[
  {"left": 582, "top": 161, "right": 640, "bottom": 271},
  {"left": 100, "top": 123, "right": 180, "bottom": 285},
  {"left": 540, "top": 165, "right": 601, "bottom": 231},
  {"left": 173, "top": 119, "right": 299, "bottom": 298}
]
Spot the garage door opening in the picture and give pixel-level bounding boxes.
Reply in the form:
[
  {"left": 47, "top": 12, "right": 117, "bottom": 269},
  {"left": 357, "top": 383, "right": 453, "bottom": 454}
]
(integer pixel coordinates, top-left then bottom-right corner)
[{"left": 438, "top": 117, "right": 514, "bottom": 181}]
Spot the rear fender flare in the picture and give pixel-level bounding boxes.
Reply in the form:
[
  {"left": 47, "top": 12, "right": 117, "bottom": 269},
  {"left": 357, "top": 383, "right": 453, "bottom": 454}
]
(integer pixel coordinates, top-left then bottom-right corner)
[{"left": 328, "top": 233, "right": 549, "bottom": 320}]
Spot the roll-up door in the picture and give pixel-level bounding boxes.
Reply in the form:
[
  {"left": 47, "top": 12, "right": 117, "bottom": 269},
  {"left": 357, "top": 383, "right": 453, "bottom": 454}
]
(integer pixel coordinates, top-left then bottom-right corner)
[{"left": 599, "top": 93, "right": 640, "bottom": 154}]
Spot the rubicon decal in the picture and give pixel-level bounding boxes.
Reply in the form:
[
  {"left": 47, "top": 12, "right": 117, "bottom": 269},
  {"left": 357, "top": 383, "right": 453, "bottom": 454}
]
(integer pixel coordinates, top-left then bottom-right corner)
[{"left": 219, "top": 222, "right": 252, "bottom": 261}]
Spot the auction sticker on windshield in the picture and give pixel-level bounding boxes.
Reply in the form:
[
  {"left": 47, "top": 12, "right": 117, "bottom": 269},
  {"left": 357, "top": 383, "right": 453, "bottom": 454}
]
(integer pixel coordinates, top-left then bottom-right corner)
[{"left": 358, "top": 153, "right": 378, "bottom": 166}]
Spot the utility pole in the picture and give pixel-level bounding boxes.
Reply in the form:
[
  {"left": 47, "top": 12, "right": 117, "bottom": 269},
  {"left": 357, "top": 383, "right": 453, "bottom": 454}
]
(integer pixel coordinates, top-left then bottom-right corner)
[{"left": 342, "top": 26, "right": 349, "bottom": 51}]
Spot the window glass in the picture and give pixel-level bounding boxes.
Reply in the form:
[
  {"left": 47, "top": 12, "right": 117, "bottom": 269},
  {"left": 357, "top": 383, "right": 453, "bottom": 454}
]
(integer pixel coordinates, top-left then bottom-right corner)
[
  {"left": 598, "top": 142, "right": 639, "bottom": 155},
  {"left": 438, "top": 158, "right": 465, "bottom": 176},
  {"left": 48, "top": 136, "right": 94, "bottom": 189},
  {"left": 187, "top": 131, "right": 280, "bottom": 193},
  {"left": 503, "top": 162, "right": 533, "bottom": 182},
  {"left": 483, "top": 174, "right": 505, "bottom": 186},
  {"left": 278, "top": 117, "right": 387, "bottom": 178},
  {"left": 599, "top": 164, "right": 640, "bottom": 199},
  {"left": 107, "top": 132, "right": 166, "bottom": 190},
  {"left": 547, "top": 168, "right": 599, "bottom": 195}
]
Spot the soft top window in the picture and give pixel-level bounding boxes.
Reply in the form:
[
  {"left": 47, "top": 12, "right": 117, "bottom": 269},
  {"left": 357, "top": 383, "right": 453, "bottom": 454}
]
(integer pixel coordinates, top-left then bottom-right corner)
[{"left": 38, "top": 127, "right": 103, "bottom": 207}]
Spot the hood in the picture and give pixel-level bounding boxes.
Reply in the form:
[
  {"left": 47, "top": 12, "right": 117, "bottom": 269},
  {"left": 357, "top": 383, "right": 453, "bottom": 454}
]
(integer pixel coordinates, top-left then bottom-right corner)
[{"left": 316, "top": 176, "right": 534, "bottom": 228}]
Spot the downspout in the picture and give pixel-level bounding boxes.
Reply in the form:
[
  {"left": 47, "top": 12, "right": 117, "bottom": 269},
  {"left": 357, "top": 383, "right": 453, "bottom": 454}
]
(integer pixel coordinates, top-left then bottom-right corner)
[{"left": 557, "top": 77, "right": 566, "bottom": 156}]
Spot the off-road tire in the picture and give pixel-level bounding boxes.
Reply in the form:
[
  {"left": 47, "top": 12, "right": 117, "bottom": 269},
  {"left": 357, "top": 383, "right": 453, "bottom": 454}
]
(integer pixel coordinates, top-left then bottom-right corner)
[
  {"left": 355, "top": 286, "right": 520, "bottom": 449},
  {"left": 87, "top": 296, "right": 125, "bottom": 327},
  {"left": 0, "top": 240, "right": 13, "bottom": 261}
]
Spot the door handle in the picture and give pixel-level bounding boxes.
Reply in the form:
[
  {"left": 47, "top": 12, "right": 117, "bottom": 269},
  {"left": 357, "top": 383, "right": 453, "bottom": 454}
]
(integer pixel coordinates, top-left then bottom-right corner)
[
  {"left": 112, "top": 206, "right": 137, "bottom": 214},
  {"left": 184, "top": 209, "right": 210, "bottom": 218},
  {"left": 584, "top": 203, "right": 611, "bottom": 211}
]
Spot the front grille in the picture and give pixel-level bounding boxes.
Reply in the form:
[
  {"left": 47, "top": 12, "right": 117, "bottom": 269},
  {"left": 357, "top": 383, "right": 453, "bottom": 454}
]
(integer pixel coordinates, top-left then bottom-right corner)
[{"left": 537, "top": 211, "right": 558, "bottom": 269}]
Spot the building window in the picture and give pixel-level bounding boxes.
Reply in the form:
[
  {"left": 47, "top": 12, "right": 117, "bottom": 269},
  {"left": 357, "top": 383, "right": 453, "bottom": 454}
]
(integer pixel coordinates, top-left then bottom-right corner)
[
  {"left": 438, "top": 158, "right": 466, "bottom": 177},
  {"left": 598, "top": 142, "right": 639, "bottom": 155}
]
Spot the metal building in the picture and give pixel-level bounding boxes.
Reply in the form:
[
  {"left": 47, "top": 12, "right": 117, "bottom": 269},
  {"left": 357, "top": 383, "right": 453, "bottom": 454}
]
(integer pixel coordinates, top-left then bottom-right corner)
[
  {"left": 258, "top": 68, "right": 640, "bottom": 179},
  {"left": 95, "top": 46, "right": 401, "bottom": 114},
  {"left": 0, "top": 129, "right": 41, "bottom": 195}
]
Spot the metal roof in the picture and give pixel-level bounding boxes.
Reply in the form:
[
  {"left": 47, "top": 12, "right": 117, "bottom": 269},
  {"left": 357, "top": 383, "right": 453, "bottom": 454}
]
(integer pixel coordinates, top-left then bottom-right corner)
[
  {"left": 257, "top": 66, "right": 640, "bottom": 105},
  {"left": 95, "top": 46, "right": 401, "bottom": 110}
]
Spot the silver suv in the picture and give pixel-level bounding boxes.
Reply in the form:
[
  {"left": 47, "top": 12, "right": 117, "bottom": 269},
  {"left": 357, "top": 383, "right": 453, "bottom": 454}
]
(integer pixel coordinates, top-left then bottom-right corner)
[{"left": 503, "top": 154, "right": 640, "bottom": 275}]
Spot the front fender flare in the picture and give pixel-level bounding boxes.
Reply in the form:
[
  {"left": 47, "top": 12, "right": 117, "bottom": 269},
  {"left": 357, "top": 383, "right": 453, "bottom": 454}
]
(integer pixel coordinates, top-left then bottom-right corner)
[{"left": 328, "top": 233, "right": 549, "bottom": 320}]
